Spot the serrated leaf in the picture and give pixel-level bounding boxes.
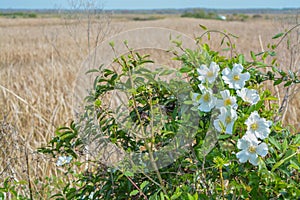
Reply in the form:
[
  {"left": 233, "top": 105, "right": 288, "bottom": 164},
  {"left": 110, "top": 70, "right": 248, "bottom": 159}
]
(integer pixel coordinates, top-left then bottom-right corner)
[{"left": 272, "top": 32, "right": 284, "bottom": 39}]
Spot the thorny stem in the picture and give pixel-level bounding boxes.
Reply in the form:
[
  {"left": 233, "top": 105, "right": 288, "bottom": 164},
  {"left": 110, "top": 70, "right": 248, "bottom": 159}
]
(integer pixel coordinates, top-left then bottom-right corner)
[
  {"left": 114, "top": 49, "right": 167, "bottom": 194},
  {"left": 147, "top": 95, "right": 166, "bottom": 194},
  {"left": 126, "top": 176, "right": 148, "bottom": 200}
]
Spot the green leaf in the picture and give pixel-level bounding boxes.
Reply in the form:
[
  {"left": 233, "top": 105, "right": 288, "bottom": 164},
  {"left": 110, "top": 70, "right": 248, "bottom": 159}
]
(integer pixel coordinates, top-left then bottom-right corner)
[
  {"left": 184, "top": 100, "right": 193, "bottom": 105},
  {"left": 170, "top": 188, "right": 182, "bottom": 199},
  {"left": 272, "top": 32, "right": 284, "bottom": 39},
  {"left": 124, "top": 171, "right": 134, "bottom": 177},
  {"left": 264, "top": 96, "right": 278, "bottom": 101},
  {"left": 228, "top": 32, "right": 239, "bottom": 38},
  {"left": 130, "top": 190, "right": 139, "bottom": 196},
  {"left": 250, "top": 51, "right": 256, "bottom": 61},
  {"left": 268, "top": 51, "right": 276, "bottom": 56},
  {"left": 160, "top": 69, "right": 175, "bottom": 76},
  {"left": 140, "top": 181, "right": 149, "bottom": 190},
  {"left": 268, "top": 137, "right": 281, "bottom": 150},
  {"left": 238, "top": 54, "right": 245, "bottom": 64},
  {"left": 187, "top": 193, "right": 194, "bottom": 200},
  {"left": 289, "top": 160, "right": 300, "bottom": 170},
  {"left": 284, "top": 80, "right": 292, "bottom": 87},
  {"left": 218, "top": 134, "right": 231, "bottom": 140},
  {"left": 199, "top": 24, "right": 207, "bottom": 30},
  {"left": 273, "top": 79, "right": 282, "bottom": 86},
  {"left": 179, "top": 66, "right": 193, "bottom": 73},
  {"left": 0, "top": 192, "right": 4, "bottom": 200},
  {"left": 85, "top": 68, "right": 99, "bottom": 74},
  {"left": 193, "top": 193, "right": 198, "bottom": 200},
  {"left": 160, "top": 191, "right": 165, "bottom": 200},
  {"left": 271, "top": 152, "right": 298, "bottom": 172}
]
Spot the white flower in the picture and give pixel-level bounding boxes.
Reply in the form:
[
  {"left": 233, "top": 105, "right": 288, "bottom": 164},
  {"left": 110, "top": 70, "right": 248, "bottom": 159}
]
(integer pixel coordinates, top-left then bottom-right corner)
[
  {"left": 213, "top": 106, "right": 237, "bottom": 134},
  {"left": 222, "top": 63, "right": 250, "bottom": 89},
  {"left": 198, "top": 85, "right": 217, "bottom": 112},
  {"left": 236, "top": 133, "right": 268, "bottom": 166},
  {"left": 56, "top": 156, "right": 72, "bottom": 166},
  {"left": 192, "top": 92, "right": 201, "bottom": 106},
  {"left": 245, "top": 111, "right": 272, "bottom": 139},
  {"left": 237, "top": 88, "right": 260, "bottom": 105},
  {"left": 197, "top": 62, "right": 220, "bottom": 84},
  {"left": 216, "top": 90, "right": 238, "bottom": 110}
]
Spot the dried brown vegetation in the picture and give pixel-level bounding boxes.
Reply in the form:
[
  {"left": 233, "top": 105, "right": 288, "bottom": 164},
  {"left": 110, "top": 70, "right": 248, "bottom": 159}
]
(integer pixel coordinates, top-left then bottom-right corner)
[{"left": 0, "top": 14, "right": 299, "bottom": 197}]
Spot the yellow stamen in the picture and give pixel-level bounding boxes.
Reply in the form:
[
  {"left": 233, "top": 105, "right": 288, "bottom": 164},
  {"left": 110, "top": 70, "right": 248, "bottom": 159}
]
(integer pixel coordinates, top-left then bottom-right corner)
[
  {"left": 207, "top": 71, "right": 214, "bottom": 77},
  {"left": 203, "top": 93, "right": 210, "bottom": 102},
  {"left": 224, "top": 98, "right": 232, "bottom": 106},
  {"left": 248, "top": 146, "right": 256, "bottom": 153},
  {"left": 233, "top": 74, "right": 240, "bottom": 81},
  {"left": 251, "top": 123, "right": 258, "bottom": 130},
  {"left": 225, "top": 116, "right": 231, "bottom": 124}
]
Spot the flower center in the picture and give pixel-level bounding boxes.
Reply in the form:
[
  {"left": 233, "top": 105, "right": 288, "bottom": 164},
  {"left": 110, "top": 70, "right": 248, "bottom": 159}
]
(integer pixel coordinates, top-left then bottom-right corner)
[
  {"left": 203, "top": 93, "right": 210, "bottom": 102},
  {"left": 248, "top": 146, "right": 256, "bottom": 153},
  {"left": 224, "top": 98, "right": 232, "bottom": 106},
  {"left": 251, "top": 123, "right": 258, "bottom": 130},
  {"left": 207, "top": 71, "right": 214, "bottom": 77},
  {"left": 225, "top": 116, "right": 232, "bottom": 124},
  {"left": 233, "top": 74, "right": 240, "bottom": 81}
]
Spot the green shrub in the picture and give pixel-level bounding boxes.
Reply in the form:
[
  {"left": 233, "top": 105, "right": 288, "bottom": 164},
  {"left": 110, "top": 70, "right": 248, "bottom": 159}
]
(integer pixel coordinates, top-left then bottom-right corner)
[
  {"left": 4, "top": 25, "right": 299, "bottom": 199},
  {"left": 181, "top": 9, "right": 220, "bottom": 20}
]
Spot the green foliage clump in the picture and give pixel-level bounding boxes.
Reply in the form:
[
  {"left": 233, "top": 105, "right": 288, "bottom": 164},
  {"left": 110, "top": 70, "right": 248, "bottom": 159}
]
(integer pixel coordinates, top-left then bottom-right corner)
[
  {"left": 132, "top": 15, "right": 165, "bottom": 21},
  {"left": 181, "top": 9, "right": 223, "bottom": 20},
  {"left": 0, "top": 12, "right": 37, "bottom": 18},
  {"left": 227, "top": 13, "right": 249, "bottom": 21}
]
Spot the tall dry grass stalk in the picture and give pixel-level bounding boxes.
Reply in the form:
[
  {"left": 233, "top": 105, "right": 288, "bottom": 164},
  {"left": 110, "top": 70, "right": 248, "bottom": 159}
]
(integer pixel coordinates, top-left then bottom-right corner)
[{"left": 0, "top": 13, "right": 299, "bottom": 197}]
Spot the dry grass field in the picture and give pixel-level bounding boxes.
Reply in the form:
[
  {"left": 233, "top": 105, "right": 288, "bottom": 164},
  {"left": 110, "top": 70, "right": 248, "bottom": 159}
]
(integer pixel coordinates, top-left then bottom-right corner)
[{"left": 0, "top": 13, "right": 299, "bottom": 197}]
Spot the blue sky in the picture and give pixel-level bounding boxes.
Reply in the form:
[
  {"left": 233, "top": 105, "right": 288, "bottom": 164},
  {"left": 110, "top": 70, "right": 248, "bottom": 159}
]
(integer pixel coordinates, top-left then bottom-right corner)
[{"left": 0, "top": 0, "right": 299, "bottom": 10}]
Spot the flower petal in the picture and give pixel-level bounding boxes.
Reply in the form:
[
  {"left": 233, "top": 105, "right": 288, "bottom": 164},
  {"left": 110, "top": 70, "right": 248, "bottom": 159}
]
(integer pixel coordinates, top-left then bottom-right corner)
[
  {"left": 237, "top": 137, "right": 249, "bottom": 150},
  {"left": 236, "top": 150, "right": 249, "bottom": 163},
  {"left": 256, "top": 142, "right": 268, "bottom": 157},
  {"left": 248, "top": 153, "right": 259, "bottom": 166}
]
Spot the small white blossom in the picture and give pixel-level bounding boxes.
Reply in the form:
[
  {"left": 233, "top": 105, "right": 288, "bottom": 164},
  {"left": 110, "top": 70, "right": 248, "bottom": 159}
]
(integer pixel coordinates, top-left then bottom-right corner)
[
  {"left": 237, "top": 88, "right": 260, "bottom": 105},
  {"left": 236, "top": 133, "right": 268, "bottom": 166},
  {"left": 213, "top": 106, "right": 237, "bottom": 134},
  {"left": 197, "top": 62, "right": 220, "bottom": 84},
  {"left": 222, "top": 63, "right": 250, "bottom": 89},
  {"left": 216, "top": 90, "right": 238, "bottom": 110},
  {"left": 245, "top": 111, "right": 272, "bottom": 139},
  {"left": 198, "top": 85, "right": 217, "bottom": 112},
  {"left": 192, "top": 92, "right": 201, "bottom": 106},
  {"left": 56, "top": 156, "right": 72, "bottom": 166}
]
